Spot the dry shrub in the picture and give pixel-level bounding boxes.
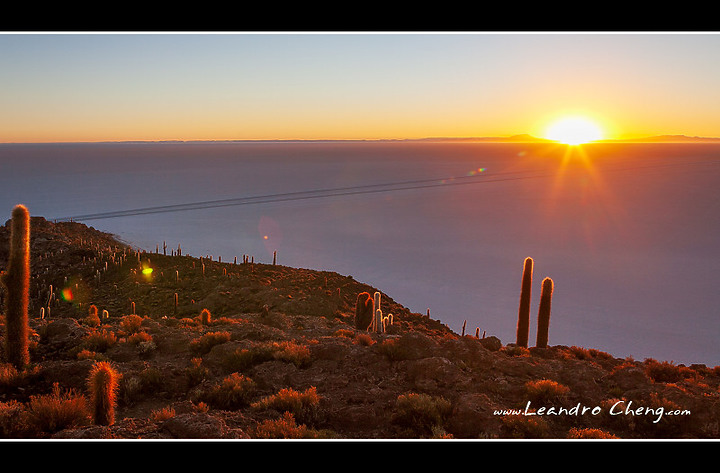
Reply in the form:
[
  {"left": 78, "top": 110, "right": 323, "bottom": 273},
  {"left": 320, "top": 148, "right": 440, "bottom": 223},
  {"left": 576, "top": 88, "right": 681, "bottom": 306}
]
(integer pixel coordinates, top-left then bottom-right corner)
[
  {"left": 269, "top": 340, "right": 310, "bottom": 367},
  {"left": 0, "top": 400, "right": 29, "bottom": 437},
  {"left": 375, "top": 338, "right": 403, "bottom": 360},
  {"left": 120, "top": 314, "right": 145, "bottom": 335},
  {"left": 567, "top": 346, "right": 613, "bottom": 360},
  {"left": 392, "top": 392, "right": 452, "bottom": 437},
  {"left": 189, "top": 331, "right": 231, "bottom": 355},
  {"left": 26, "top": 382, "right": 90, "bottom": 435},
  {"left": 0, "top": 363, "right": 24, "bottom": 387},
  {"left": 255, "top": 412, "right": 311, "bottom": 439},
  {"left": 220, "top": 347, "right": 263, "bottom": 372},
  {"left": 150, "top": 406, "right": 176, "bottom": 422},
  {"left": 567, "top": 427, "right": 619, "bottom": 439},
  {"left": 126, "top": 331, "right": 153, "bottom": 346},
  {"left": 251, "top": 386, "right": 320, "bottom": 425},
  {"left": 83, "top": 312, "right": 101, "bottom": 328},
  {"left": 76, "top": 349, "right": 99, "bottom": 361},
  {"left": 501, "top": 415, "right": 551, "bottom": 439},
  {"left": 333, "top": 329, "right": 355, "bottom": 339},
  {"left": 644, "top": 359, "right": 698, "bottom": 383},
  {"left": 137, "top": 365, "right": 164, "bottom": 393},
  {"left": 179, "top": 317, "right": 199, "bottom": 328},
  {"left": 81, "top": 329, "right": 117, "bottom": 352},
  {"left": 598, "top": 398, "right": 634, "bottom": 430},
  {"left": 185, "top": 357, "right": 210, "bottom": 387},
  {"left": 525, "top": 379, "right": 570, "bottom": 404},
  {"left": 220, "top": 340, "right": 310, "bottom": 372},
  {"left": 193, "top": 401, "right": 209, "bottom": 413},
  {"left": 354, "top": 333, "right": 375, "bottom": 346},
  {"left": 202, "top": 372, "right": 257, "bottom": 410},
  {"left": 502, "top": 345, "right": 530, "bottom": 357}
]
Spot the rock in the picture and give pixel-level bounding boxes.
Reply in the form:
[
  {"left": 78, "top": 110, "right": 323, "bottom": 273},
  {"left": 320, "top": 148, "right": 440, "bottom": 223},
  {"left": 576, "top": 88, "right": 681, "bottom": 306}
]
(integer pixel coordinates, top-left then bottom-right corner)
[
  {"left": 377, "top": 331, "right": 439, "bottom": 360},
  {"left": 441, "top": 336, "right": 495, "bottom": 368},
  {"left": 309, "top": 337, "right": 352, "bottom": 361},
  {"left": 446, "top": 393, "right": 499, "bottom": 439},
  {"left": 401, "top": 356, "right": 467, "bottom": 391},
  {"left": 161, "top": 413, "right": 230, "bottom": 439},
  {"left": 479, "top": 336, "right": 502, "bottom": 351},
  {"left": 606, "top": 363, "right": 652, "bottom": 391},
  {"left": 52, "top": 425, "right": 114, "bottom": 439},
  {"left": 42, "top": 318, "right": 88, "bottom": 345}
]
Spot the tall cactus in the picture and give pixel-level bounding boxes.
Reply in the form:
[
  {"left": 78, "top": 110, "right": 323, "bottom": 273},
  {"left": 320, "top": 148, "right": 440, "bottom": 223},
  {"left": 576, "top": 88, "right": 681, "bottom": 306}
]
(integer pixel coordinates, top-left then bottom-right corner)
[
  {"left": 354, "top": 292, "right": 374, "bottom": 331},
  {"left": 2, "top": 205, "right": 31, "bottom": 369},
  {"left": 516, "top": 257, "right": 533, "bottom": 347},
  {"left": 535, "top": 277, "right": 554, "bottom": 348}
]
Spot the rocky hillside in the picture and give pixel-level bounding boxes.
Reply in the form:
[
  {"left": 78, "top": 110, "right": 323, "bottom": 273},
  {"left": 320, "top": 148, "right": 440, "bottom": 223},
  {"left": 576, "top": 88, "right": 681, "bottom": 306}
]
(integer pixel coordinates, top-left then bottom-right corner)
[{"left": 0, "top": 217, "right": 719, "bottom": 440}]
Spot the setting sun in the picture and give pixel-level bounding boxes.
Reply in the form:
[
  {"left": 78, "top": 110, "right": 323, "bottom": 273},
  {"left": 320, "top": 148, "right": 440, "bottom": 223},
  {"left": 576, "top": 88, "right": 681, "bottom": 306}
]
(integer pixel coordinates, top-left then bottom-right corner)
[{"left": 545, "top": 117, "right": 604, "bottom": 145}]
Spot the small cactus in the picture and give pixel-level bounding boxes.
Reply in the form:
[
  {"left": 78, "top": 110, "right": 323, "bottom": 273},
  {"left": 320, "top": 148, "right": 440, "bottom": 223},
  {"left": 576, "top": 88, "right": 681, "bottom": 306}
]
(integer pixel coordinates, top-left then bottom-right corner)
[
  {"left": 373, "top": 292, "right": 383, "bottom": 333},
  {"left": 1, "top": 205, "right": 31, "bottom": 370},
  {"left": 383, "top": 313, "right": 393, "bottom": 331},
  {"left": 87, "top": 361, "right": 120, "bottom": 426},
  {"left": 516, "top": 257, "right": 533, "bottom": 348},
  {"left": 536, "top": 277, "right": 554, "bottom": 348},
  {"left": 200, "top": 308, "right": 211, "bottom": 325}
]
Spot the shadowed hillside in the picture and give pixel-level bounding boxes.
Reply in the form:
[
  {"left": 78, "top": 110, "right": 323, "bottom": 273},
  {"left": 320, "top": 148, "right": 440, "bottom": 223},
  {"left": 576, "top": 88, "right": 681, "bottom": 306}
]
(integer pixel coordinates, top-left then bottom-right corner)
[{"left": 0, "top": 215, "right": 719, "bottom": 440}]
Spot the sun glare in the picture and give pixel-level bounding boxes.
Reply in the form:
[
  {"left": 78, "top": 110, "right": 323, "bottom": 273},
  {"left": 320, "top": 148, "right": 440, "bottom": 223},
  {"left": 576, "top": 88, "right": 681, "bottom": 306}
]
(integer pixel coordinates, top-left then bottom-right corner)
[{"left": 545, "top": 117, "right": 604, "bottom": 145}]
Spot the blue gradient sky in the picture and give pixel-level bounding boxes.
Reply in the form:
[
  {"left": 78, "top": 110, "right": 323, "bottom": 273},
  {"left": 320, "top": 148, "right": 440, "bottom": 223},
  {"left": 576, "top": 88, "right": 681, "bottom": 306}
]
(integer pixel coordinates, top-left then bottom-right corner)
[{"left": 1, "top": 32, "right": 719, "bottom": 142}]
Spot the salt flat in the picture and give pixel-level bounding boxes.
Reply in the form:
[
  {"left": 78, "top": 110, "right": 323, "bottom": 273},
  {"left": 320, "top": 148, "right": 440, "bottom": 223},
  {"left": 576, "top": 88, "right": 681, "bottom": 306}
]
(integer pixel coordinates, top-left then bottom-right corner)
[{"left": 1, "top": 140, "right": 719, "bottom": 365}]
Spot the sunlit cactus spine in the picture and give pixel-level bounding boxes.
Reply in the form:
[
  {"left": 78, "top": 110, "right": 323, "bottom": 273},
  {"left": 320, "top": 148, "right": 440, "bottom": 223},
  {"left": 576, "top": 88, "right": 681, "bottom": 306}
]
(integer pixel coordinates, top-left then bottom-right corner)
[
  {"left": 535, "top": 277, "right": 554, "bottom": 348},
  {"left": 373, "top": 292, "right": 383, "bottom": 332},
  {"left": 87, "top": 361, "right": 120, "bottom": 426},
  {"left": 516, "top": 257, "right": 533, "bottom": 347},
  {"left": 383, "top": 313, "right": 393, "bottom": 331},
  {"left": 1, "top": 205, "right": 31, "bottom": 370},
  {"left": 354, "top": 292, "right": 374, "bottom": 331}
]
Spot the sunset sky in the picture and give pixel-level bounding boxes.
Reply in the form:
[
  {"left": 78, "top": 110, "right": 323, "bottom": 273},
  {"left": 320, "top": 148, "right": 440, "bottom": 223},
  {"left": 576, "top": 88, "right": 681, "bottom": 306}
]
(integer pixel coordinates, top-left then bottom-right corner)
[{"left": 1, "top": 31, "right": 719, "bottom": 143}]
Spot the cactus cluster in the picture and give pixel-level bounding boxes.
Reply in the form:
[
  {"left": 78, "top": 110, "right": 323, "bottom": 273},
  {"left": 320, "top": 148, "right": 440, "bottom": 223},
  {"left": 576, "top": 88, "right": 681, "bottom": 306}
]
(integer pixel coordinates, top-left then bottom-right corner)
[
  {"left": 515, "top": 257, "right": 554, "bottom": 349},
  {"left": 355, "top": 291, "right": 393, "bottom": 333}
]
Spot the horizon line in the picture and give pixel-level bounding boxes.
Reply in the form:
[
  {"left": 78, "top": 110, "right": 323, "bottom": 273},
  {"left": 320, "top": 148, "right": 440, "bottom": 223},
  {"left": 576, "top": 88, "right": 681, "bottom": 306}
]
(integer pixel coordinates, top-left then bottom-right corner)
[{"left": 2, "top": 133, "right": 720, "bottom": 146}]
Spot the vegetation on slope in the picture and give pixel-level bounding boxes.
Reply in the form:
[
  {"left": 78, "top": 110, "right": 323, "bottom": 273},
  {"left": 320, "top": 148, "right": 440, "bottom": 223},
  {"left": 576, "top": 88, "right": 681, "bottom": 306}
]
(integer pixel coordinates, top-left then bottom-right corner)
[{"left": 0, "top": 216, "right": 719, "bottom": 440}]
